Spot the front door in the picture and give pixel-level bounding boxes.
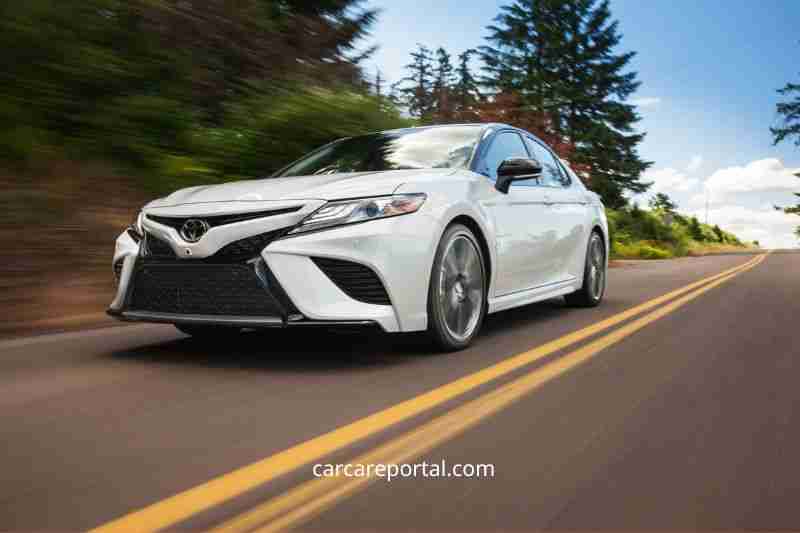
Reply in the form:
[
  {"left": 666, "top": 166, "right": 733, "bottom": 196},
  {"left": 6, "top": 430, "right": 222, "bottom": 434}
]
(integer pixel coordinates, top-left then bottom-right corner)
[{"left": 479, "top": 131, "right": 558, "bottom": 296}]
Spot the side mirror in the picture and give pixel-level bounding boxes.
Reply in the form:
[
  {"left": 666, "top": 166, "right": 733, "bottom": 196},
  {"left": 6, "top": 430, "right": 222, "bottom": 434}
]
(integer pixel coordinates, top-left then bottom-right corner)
[{"left": 496, "top": 157, "right": 542, "bottom": 193}]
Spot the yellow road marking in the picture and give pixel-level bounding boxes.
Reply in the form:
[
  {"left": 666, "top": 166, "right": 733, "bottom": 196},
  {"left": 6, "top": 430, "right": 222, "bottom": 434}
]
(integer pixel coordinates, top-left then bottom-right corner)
[
  {"left": 90, "top": 254, "right": 765, "bottom": 533},
  {"left": 217, "top": 253, "right": 767, "bottom": 533}
]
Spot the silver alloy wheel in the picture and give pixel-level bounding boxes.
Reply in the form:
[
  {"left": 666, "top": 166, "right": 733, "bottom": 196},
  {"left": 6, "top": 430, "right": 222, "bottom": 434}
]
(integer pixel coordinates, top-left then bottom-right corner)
[
  {"left": 588, "top": 235, "right": 606, "bottom": 301},
  {"left": 438, "top": 234, "right": 484, "bottom": 342}
]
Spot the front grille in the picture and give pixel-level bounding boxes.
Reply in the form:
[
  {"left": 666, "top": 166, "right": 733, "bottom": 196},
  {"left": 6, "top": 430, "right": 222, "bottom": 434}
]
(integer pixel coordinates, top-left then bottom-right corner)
[
  {"left": 128, "top": 263, "right": 284, "bottom": 316},
  {"left": 214, "top": 230, "right": 283, "bottom": 262},
  {"left": 146, "top": 206, "right": 302, "bottom": 230},
  {"left": 142, "top": 229, "right": 283, "bottom": 263},
  {"left": 143, "top": 233, "right": 174, "bottom": 258},
  {"left": 129, "top": 228, "right": 298, "bottom": 318},
  {"left": 312, "top": 257, "right": 391, "bottom": 306}
]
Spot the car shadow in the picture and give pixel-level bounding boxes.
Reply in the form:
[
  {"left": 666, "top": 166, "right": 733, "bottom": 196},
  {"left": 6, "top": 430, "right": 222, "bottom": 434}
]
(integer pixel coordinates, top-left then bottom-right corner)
[
  {"left": 108, "top": 298, "right": 577, "bottom": 372},
  {"left": 482, "top": 297, "right": 572, "bottom": 336},
  {"left": 108, "top": 326, "right": 436, "bottom": 373}
]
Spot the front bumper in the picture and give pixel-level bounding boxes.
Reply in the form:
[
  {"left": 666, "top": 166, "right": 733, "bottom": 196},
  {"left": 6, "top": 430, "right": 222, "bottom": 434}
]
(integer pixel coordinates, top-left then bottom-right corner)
[
  {"left": 107, "top": 309, "right": 377, "bottom": 329},
  {"left": 109, "top": 201, "right": 439, "bottom": 333}
]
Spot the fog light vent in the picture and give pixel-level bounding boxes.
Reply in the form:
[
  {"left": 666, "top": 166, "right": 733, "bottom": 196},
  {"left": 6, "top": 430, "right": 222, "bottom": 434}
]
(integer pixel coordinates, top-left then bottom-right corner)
[{"left": 312, "top": 257, "right": 391, "bottom": 306}]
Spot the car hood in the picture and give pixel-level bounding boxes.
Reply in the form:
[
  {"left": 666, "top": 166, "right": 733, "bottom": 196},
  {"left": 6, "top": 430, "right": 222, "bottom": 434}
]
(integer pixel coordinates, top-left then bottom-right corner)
[{"left": 146, "top": 169, "right": 457, "bottom": 208}]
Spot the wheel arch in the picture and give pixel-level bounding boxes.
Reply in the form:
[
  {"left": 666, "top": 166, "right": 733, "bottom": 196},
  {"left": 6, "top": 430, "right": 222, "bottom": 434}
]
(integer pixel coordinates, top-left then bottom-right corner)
[
  {"left": 448, "top": 214, "right": 493, "bottom": 290},
  {"left": 591, "top": 223, "right": 609, "bottom": 259},
  {"left": 591, "top": 223, "right": 606, "bottom": 241}
]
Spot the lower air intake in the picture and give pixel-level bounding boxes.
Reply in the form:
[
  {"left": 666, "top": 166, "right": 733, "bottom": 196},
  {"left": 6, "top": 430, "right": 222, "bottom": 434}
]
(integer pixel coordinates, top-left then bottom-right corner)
[
  {"left": 312, "top": 257, "right": 391, "bottom": 306},
  {"left": 128, "top": 263, "right": 283, "bottom": 316}
]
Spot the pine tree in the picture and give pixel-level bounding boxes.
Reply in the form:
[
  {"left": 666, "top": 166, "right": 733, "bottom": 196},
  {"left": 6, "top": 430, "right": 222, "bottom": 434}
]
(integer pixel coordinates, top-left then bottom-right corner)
[
  {"left": 480, "top": 0, "right": 652, "bottom": 208},
  {"left": 374, "top": 69, "right": 385, "bottom": 99},
  {"left": 771, "top": 56, "right": 800, "bottom": 240},
  {"left": 453, "top": 49, "right": 482, "bottom": 120},
  {"left": 398, "top": 44, "right": 435, "bottom": 118},
  {"left": 771, "top": 78, "right": 800, "bottom": 147},
  {"left": 649, "top": 192, "right": 678, "bottom": 213},
  {"left": 432, "top": 47, "right": 456, "bottom": 121}
]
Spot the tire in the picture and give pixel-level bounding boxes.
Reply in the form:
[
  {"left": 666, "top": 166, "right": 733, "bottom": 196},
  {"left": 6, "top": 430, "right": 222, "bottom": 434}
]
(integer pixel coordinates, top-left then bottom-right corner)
[
  {"left": 174, "top": 324, "right": 242, "bottom": 338},
  {"left": 565, "top": 231, "right": 606, "bottom": 307},
  {"left": 427, "top": 224, "right": 487, "bottom": 351}
]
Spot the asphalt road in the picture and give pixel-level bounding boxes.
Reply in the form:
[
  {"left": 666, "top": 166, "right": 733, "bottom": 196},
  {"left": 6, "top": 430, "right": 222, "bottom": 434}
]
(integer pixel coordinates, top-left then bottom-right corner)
[{"left": 2, "top": 251, "right": 799, "bottom": 531}]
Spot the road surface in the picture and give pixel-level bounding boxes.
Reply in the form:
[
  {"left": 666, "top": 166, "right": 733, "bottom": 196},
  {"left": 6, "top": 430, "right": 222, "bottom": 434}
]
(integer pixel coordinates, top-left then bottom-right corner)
[{"left": 2, "top": 251, "right": 799, "bottom": 531}]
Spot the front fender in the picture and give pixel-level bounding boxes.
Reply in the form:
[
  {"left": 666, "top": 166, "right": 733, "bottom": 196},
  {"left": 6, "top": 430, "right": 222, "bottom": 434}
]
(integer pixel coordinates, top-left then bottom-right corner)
[{"left": 395, "top": 176, "right": 499, "bottom": 314}]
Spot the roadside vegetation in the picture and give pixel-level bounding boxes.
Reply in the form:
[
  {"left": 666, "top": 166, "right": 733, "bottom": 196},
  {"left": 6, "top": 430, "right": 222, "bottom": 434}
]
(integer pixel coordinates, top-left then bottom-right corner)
[
  {"left": 607, "top": 204, "right": 754, "bottom": 260},
  {"left": 607, "top": 192, "right": 755, "bottom": 260}
]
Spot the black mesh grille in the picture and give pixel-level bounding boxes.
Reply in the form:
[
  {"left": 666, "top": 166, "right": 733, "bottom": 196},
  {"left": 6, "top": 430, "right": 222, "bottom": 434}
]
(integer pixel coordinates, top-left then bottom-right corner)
[
  {"left": 142, "top": 230, "right": 283, "bottom": 263},
  {"left": 146, "top": 206, "right": 302, "bottom": 230},
  {"left": 214, "top": 230, "right": 283, "bottom": 262},
  {"left": 312, "top": 257, "right": 391, "bottom": 306},
  {"left": 128, "top": 228, "right": 298, "bottom": 318},
  {"left": 143, "top": 233, "right": 174, "bottom": 258},
  {"left": 128, "top": 263, "right": 283, "bottom": 316}
]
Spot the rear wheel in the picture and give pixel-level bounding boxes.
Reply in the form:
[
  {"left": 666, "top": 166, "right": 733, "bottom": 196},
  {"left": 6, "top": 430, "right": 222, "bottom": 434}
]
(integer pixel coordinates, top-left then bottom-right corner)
[
  {"left": 427, "top": 224, "right": 487, "bottom": 351},
  {"left": 565, "top": 231, "right": 606, "bottom": 307},
  {"left": 174, "top": 324, "right": 242, "bottom": 338}
]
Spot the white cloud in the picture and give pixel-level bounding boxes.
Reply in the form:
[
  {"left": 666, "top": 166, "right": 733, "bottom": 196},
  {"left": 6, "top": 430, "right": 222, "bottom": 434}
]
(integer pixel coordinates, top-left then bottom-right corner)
[
  {"left": 687, "top": 155, "right": 703, "bottom": 173},
  {"left": 653, "top": 157, "right": 799, "bottom": 248},
  {"left": 631, "top": 96, "right": 661, "bottom": 108},
  {"left": 643, "top": 167, "right": 700, "bottom": 194},
  {"left": 687, "top": 192, "right": 708, "bottom": 208},
  {"left": 685, "top": 204, "right": 799, "bottom": 249},
  {"left": 705, "top": 158, "right": 800, "bottom": 196}
]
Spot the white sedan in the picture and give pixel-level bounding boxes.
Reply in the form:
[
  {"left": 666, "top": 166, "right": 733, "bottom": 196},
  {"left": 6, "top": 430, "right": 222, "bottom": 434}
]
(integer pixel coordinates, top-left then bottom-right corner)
[{"left": 109, "top": 124, "right": 608, "bottom": 350}]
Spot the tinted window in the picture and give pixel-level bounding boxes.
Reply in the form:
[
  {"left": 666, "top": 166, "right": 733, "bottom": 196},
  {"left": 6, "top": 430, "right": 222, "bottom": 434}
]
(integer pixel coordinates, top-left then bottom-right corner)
[
  {"left": 482, "top": 132, "right": 529, "bottom": 180},
  {"left": 524, "top": 138, "right": 569, "bottom": 187},
  {"left": 275, "top": 126, "right": 482, "bottom": 177}
]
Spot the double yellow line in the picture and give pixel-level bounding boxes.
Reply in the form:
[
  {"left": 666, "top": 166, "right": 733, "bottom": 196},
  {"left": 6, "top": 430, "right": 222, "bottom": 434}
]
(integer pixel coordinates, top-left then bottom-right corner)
[{"left": 91, "top": 253, "right": 767, "bottom": 533}]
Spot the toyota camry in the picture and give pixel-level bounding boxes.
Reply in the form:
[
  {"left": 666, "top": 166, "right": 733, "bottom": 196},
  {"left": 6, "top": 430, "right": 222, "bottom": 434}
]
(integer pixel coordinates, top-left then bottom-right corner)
[{"left": 108, "top": 124, "right": 608, "bottom": 350}]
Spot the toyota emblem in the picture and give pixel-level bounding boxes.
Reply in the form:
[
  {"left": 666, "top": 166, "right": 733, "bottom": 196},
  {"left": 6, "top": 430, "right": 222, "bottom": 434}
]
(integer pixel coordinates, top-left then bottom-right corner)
[{"left": 180, "top": 219, "right": 209, "bottom": 243}]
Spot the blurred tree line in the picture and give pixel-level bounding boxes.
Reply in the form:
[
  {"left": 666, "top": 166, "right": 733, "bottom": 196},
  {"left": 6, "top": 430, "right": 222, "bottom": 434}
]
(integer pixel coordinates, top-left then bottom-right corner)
[{"left": 0, "top": 0, "right": 410, "bottom": 194}]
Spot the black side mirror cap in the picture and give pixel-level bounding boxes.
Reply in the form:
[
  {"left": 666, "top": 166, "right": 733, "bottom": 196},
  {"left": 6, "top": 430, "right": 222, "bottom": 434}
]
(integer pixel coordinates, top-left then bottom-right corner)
[{"left": 496, "top": 157, "right": 543, "bottom": 193}]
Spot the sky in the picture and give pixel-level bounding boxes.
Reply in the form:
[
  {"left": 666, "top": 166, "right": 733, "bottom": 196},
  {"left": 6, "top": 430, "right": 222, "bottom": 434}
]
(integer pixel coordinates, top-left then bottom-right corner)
[{"left": 363, "top": 0, "right": 800, "bottom": 248}]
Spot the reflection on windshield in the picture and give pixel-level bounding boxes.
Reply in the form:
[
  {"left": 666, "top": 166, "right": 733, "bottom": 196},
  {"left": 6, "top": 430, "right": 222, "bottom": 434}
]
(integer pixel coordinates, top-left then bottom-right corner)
[{"left": 275, "top": 126, "right": 482, "bottom": 177}]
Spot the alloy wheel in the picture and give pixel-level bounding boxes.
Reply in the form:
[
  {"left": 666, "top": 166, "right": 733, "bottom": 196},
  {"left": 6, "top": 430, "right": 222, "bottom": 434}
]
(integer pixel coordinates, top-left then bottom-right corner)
[{"left": 438, "top": 234, "right": 484, "bottom": 342}]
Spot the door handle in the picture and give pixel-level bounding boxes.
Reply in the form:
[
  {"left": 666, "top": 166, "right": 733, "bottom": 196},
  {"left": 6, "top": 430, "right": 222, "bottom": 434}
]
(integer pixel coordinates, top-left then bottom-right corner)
[{"left": 543, "top": 194, "right": 555, "bottom": 206}]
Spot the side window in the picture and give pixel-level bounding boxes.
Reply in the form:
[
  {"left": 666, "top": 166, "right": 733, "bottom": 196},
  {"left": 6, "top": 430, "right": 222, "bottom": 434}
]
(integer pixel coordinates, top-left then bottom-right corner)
[
  {"left": 559, "top": 159, "right": 582, "bottom": 188},
  {"left": 556, "top": 159, "right": 575, "bottom": 187},
  {"left": 482, "top": 132, "right": 529, "bottom": 180},
  {"left": 524, "top": 138, "right": 569, "bottom": 187}
]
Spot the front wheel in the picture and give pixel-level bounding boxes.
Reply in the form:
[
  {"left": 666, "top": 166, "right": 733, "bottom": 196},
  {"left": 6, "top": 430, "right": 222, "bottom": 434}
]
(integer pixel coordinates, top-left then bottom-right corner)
[
  {"left": 565, "top": 231, "right": 606, "bottom": 307},
  {"left": 427, "top": 224, "right": 487, "bottom": 351}
]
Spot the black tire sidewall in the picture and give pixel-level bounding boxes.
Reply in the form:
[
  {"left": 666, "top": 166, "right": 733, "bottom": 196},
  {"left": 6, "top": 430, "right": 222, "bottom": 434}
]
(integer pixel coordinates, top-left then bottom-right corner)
[{"left": 587, "top": 232, "right": 606, "bottom": 303}]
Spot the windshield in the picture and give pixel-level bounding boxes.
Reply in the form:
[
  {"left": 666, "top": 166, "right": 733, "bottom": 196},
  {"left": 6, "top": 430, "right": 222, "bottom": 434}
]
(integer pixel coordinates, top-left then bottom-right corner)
[{"left": 275, "top": 125, "right": 483, "bottom": 177}]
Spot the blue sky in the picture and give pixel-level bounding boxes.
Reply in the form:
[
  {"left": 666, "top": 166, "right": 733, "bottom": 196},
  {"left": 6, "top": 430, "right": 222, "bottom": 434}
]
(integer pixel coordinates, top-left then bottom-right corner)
[{"left": 363, "top": 0, "right": 800, "bottom": 247}]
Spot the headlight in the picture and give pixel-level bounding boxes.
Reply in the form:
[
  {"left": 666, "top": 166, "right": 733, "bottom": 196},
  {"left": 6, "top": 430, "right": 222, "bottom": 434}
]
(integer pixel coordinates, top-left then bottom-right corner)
[{"left": 289, "top": 194, "right": 426, "bottom": 235}]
